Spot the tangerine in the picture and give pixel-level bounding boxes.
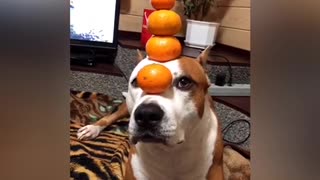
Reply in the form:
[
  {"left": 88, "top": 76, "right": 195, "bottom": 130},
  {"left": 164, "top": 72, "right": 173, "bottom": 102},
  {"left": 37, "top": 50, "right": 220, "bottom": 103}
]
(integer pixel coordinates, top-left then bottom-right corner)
[
  {"left": 137, "top": 63, "right": 173, "bottom": 94},
  {"left": 151, "top": 0, "right": 175, "bottom": 10},
  {"left": 146, "top": 36, "right": 182, "bottom": 62},
  {"left": 147, "top": 10, "right": 182, "bottom": 36}
]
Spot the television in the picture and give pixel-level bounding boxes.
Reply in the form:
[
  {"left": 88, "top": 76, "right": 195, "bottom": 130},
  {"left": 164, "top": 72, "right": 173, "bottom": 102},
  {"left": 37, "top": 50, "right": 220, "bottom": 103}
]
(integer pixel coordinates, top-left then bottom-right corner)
[{"left": 70, "top": 0, "right": 121, "bottom": 65}]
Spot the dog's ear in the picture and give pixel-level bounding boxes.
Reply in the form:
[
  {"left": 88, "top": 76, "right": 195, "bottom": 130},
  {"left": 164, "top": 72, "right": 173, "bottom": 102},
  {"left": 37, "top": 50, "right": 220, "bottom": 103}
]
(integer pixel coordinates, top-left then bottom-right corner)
[
  {"left": 136, "top": 49, "right": 144, "bottom": 63},
  {"left": 196, "top": 46, "right": 212, "bottom": 66}
]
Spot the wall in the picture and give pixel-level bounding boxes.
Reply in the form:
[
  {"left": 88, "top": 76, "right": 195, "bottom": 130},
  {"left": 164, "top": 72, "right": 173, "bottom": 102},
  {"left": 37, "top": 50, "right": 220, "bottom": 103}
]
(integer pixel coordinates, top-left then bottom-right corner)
[{"left": 119, "top": 0, "right": 250, "bottom": 51}]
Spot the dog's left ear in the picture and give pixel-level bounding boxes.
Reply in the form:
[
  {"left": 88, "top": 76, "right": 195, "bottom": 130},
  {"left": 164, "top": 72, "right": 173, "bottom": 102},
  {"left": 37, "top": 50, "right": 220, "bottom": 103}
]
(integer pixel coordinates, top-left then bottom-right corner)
[
  {"left": 136, "top": 49, "right": 144, "bottom": 63},
  {"left": 196, "top": 46, "right": 212, "bottom": 66}
]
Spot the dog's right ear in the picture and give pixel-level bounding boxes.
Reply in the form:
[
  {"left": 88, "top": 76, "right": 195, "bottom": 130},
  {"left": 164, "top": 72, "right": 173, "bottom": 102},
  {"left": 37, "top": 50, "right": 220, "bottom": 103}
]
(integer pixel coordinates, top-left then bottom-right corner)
[
  {"left": 196, "top": 46, "right": 212, "bottom": 67},
  {"left": 136, "top": 49, "right": 144, "bottom": 63}
]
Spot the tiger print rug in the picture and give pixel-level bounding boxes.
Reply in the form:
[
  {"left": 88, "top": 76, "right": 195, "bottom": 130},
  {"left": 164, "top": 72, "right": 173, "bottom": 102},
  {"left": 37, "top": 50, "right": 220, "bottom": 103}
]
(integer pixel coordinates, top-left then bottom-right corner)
[{"left": 70, "top": 90, "right": 130, "bottom": 180}]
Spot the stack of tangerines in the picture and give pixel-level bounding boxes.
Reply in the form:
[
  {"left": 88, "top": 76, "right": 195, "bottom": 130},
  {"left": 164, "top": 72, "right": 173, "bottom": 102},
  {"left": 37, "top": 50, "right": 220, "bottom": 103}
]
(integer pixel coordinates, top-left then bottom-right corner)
[{"left": 137, "top": 0, "right": 182, "bottom": 94}]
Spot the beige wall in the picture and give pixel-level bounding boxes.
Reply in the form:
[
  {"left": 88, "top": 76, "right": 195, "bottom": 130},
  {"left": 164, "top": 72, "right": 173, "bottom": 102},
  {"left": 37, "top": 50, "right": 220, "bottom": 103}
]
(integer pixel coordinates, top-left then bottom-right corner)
[{"left": 119, "top": 0, "right": 250, "bottom": 51}]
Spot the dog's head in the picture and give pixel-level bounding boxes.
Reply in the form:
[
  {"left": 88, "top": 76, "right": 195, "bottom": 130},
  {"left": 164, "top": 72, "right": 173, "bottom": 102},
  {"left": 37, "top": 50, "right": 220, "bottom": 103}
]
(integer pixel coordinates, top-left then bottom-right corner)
[{"left": 126, "top": 47, "right": 212, "bottom": 146}]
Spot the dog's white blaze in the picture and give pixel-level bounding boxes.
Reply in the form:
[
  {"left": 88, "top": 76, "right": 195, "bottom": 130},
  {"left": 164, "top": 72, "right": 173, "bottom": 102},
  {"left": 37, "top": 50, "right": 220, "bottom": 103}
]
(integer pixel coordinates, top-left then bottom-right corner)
[{"left": 127, "top": 58, "right": 188, "bottom": 142}]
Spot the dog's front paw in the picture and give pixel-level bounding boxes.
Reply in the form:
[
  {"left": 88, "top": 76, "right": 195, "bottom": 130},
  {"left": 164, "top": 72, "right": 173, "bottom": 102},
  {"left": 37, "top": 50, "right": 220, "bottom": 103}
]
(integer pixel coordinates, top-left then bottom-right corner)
[{"left": 77, "top": 125, "right": 102, "bottom": 140}]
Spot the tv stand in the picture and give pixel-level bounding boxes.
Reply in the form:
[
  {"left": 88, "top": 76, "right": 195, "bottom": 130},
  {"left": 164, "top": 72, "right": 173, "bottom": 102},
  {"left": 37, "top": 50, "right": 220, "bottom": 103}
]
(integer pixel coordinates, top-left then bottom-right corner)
[
  {"left": 70, "top": 46, "right": 117, "bottom": 64},
  {"left": 71, "top": 51, "right": 96, "bottom": 67},
  {"left": 70, "top": 46, "right": 122, "bottom": 76}
]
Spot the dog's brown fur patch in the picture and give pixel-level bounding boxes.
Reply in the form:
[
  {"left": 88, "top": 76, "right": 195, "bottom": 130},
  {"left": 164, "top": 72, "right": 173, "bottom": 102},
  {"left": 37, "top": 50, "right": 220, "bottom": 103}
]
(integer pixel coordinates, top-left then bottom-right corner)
[
  {"left": 178, "top": 57, "right": 210, "bottom": 118},
  {"left": 206, "top": 96, "right": 225, "bottom": 180}
]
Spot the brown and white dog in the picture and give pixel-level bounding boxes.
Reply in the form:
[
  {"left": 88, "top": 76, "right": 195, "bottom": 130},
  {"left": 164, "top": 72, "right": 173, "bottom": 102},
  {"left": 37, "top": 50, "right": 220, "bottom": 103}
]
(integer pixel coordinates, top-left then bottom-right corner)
[{"left": 77, "top": 46, "right": 224, "bottom": 180}]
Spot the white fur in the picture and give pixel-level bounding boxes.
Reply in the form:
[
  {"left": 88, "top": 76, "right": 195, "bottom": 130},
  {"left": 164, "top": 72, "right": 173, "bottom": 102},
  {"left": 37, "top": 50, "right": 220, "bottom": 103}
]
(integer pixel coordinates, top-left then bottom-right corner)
[
  {"left": 77, "top": 125, "right": 104, "bottom": 140},
  {"left": 127, "top": 58, "right": 204, "bottom": 145},
  {"left": 131, "top": 100, "right": 218, "bottom": 180},
  {"left": 126, "top": 58, "right": 218, "bottom": 179}
]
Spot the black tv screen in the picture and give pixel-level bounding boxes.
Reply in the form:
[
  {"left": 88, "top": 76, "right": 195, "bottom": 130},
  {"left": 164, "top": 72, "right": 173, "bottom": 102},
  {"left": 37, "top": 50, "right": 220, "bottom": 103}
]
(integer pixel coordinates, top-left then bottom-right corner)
[{"left": 70, "top": 0, "right": 120, "bottom": 49}]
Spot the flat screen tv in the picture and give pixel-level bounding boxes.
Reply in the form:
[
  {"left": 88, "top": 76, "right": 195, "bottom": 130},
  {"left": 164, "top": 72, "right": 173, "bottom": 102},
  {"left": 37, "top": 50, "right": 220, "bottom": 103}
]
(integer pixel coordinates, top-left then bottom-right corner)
[{"left": 70, "top": 0, "right": 121, "bottom": 65}]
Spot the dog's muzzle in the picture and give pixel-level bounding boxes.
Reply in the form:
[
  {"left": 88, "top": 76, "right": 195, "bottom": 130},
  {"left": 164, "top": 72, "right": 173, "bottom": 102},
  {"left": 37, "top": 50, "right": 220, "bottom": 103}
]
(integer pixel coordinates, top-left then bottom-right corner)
[
  {"left": 134, "top": 103, "right": 164, "bottom": 129},
  {"left": 131, "top": 103, "right": 167, "bottom": 144}
]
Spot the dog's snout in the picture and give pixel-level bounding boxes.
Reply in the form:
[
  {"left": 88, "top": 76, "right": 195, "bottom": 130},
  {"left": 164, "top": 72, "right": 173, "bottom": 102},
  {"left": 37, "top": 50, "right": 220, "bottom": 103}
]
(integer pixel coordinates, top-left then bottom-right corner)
[{"left": 134, "top": 103, "right": 164, "bottom": 128}]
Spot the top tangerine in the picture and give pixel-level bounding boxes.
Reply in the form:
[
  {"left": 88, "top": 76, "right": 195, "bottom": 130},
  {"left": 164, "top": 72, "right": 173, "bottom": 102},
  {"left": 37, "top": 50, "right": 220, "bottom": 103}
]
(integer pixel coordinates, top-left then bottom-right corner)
[{"left": 151, "top": 0, "right": 175, "bottom": 10}]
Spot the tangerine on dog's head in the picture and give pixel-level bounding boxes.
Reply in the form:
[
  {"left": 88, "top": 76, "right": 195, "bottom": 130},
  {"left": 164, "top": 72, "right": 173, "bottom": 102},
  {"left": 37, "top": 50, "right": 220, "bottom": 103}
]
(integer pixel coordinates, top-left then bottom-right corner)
[{"left": 137, "top": 63, "right": 173, "bottom": 94}]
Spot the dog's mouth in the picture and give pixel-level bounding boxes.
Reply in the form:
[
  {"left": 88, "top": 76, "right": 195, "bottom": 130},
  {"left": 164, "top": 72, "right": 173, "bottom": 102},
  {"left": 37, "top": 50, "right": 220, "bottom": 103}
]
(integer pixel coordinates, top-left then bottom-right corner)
[{"left": 130, "top": 132, "right": 167, "bottom": 145}]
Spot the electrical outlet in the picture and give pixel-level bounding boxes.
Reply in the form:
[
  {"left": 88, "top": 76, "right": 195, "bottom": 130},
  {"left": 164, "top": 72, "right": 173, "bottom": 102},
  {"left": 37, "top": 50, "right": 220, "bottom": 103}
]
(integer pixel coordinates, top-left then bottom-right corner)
[{"left": 209, "top": 84, "right": 250, "bottom": 96}]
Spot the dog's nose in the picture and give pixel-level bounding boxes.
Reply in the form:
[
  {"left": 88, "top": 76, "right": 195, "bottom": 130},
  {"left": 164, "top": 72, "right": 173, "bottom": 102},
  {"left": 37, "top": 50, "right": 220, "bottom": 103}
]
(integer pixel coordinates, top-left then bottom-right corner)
[{"left": 134, "top": 103, "right": 164, "bottom": 128}]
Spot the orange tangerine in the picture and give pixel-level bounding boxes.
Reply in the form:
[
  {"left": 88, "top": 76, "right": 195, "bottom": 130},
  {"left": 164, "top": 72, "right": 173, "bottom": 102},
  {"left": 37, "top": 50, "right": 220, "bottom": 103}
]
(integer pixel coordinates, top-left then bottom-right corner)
[
  {"left": 146, "top": 36, "right": 182, "bottom": 62},
  {"left": 137, "top": 63, "right": 173, "bottom": 94},
  {"left": 147, "top": 10, "right": 182, "bottom": 36},
  {"left": 151, "top": 0, "right": 175, "bottom": 10}
]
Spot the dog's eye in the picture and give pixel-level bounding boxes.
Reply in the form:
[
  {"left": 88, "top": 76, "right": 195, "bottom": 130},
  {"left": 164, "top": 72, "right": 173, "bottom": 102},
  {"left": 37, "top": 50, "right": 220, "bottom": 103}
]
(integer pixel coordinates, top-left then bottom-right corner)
[
  {"left": 176, "top": 77, "right": 193, "bottom": 90},
  {"left": 131, "top": 78, "right": 138, "bottom": 88}
]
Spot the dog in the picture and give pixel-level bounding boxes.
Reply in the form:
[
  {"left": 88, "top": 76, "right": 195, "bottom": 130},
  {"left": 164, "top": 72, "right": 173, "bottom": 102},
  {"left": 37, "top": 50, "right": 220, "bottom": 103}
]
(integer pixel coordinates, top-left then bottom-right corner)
[{"left": 77, "top": 46, "right": 224, "bottom": 180}]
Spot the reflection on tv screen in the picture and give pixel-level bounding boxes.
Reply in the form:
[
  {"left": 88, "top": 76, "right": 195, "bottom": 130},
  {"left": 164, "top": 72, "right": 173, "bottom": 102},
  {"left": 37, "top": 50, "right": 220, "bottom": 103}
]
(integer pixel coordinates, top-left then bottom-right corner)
[{"left": 70, "top": 0, "right": 116, "bottom": 43}]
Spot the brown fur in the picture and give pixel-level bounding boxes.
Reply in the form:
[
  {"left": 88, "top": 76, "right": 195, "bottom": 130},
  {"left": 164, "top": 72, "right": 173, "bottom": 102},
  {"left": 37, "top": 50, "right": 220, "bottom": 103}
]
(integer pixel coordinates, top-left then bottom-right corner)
[
  {"left": 206, "top": 124, "right": 224, "bottom": 180},
  {"left": 94, "top": 103, "right": 129, "bottom": 127},
  {"left": 223, "top": 146, "right": 250, "bottom": 180},
  {"left": 197, "top": 46, "right": 212, "bottom": 66},
  {"left": 180, "top": 46, "right": 224, "bottom": 179},
  {"left": 179, "top": 57, "right": 210, "bottom": 118},
  {"left": 136, "top": 49, "right": 144, "bottom": 63},
  {"left": 206, "top": 97, "right": 225, "bottom": 180},
  {"left": 178, "top": 46, "right": 211, "bottom": 118}
]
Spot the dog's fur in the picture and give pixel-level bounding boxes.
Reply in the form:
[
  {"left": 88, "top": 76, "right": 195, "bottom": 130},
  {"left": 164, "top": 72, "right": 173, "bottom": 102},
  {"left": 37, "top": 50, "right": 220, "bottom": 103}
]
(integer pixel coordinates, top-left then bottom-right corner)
[{"left": 77, "top": 47, "right": 224, "bottom": 180}]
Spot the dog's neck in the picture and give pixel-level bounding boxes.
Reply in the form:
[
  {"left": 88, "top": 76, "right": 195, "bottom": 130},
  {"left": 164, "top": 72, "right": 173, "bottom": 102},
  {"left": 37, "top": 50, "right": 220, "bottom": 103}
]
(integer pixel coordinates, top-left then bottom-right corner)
[{"left": 131, "top": 96, "right": 218, "bottom": 180}]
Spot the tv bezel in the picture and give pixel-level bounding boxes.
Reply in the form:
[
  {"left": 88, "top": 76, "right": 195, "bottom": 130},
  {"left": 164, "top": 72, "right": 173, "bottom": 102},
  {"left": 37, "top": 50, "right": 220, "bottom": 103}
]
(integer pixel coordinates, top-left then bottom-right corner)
[{"left": 70, "top": 0, "right": 121, "bottom": 50}]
